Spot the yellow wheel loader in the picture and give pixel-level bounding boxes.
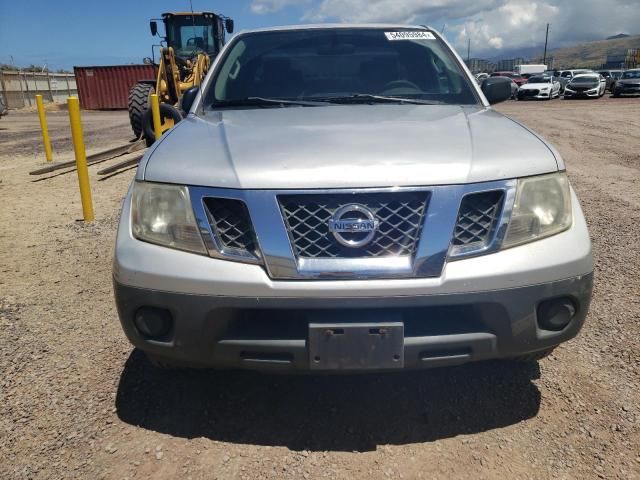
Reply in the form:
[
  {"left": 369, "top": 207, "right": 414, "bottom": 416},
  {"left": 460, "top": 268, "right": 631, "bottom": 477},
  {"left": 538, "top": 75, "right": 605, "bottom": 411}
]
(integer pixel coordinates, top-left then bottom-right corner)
[{"left": 128, "top": 11, "right": 234, "bottom": 144}]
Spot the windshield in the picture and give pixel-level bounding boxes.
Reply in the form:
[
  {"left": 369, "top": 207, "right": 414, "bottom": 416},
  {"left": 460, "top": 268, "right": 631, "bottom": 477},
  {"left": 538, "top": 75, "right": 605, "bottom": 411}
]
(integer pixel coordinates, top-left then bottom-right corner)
[
  {"left": 528, "top": 76, "right": 551, "bottom": 83},
  {"left": 571, "top": 76, "right": 599, "bottom": 84},
  {"left": 621, "top": 70, "right": 640, "bottom": 79},
  {"left": 165, "top": 15, "right": 220, "bottom": 58},
  {"left": 205, "top": 28, "right": 478, "bottom": 107}
]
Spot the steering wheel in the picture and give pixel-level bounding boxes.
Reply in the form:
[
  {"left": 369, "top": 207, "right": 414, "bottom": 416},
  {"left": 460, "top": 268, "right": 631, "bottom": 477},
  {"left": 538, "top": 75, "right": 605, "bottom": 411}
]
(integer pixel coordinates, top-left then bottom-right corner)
[{"left": 382, "top": 79, "right": 421, "bottom": 92}]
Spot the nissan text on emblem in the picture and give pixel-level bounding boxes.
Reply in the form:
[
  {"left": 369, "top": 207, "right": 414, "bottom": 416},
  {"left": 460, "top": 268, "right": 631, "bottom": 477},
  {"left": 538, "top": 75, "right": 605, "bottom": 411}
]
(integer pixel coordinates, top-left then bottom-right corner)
[{"left": 328, "top": 204, "right": 380, "bottom": 248}]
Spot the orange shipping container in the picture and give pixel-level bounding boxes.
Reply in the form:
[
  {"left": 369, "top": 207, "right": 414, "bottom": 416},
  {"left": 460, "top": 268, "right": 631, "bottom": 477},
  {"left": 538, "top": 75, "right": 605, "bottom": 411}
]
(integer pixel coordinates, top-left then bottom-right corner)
[{"left": 74, "top": 65, "right": 157, "bottom": 110}]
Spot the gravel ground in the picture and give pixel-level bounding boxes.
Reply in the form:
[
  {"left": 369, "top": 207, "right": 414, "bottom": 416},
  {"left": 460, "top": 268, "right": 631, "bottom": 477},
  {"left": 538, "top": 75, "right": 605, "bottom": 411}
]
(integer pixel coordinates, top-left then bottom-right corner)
[{"left": 1, "top": 97, "right": 639, "bottom": 479}]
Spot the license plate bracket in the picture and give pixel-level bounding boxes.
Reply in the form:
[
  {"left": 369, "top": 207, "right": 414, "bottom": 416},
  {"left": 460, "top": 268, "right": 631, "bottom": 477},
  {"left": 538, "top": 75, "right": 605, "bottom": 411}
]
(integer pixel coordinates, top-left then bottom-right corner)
[{"left": 308, "top": 322, "right": 404, "bottom": 370}]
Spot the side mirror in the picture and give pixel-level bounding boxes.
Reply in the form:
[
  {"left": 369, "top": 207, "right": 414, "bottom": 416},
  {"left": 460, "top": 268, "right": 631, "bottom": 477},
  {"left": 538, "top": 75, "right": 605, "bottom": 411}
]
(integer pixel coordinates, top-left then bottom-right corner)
[
  {"left": 150, "top": 21, "right": 158, "bottom": 36},
  {"left": 481, "top": 77, "right": 512, "bottom": 105},
  {"left": 181, "top": 86, "right": 199, "bottom": 113},
  {"left": 225, "top": 19, "right": 234, "bottom": 34}
]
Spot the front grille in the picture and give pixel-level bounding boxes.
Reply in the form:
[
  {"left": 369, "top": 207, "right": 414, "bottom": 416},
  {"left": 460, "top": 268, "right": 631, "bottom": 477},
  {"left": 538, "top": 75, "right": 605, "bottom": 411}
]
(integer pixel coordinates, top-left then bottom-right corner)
[
  {"left": 203, "top": 198, "right": 256, "bottom": 253},
  {"left": 279, "top": 192, "right": 429, "bottom": 258},
  {"left": 572, "top": 86, "right": 594, "bottom": 92},
  {"left": 452, "top": 191, "right": 504, "bottom": 247},
  {"left": 521, "top": 89, "right": 539, "bottom": 96}
]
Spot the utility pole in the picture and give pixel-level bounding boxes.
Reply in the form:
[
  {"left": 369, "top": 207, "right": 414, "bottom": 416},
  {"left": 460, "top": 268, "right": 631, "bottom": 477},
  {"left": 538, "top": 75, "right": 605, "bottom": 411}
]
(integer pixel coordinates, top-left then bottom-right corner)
[
  {"left": 543, "top": 23, "right": 550, "bottom": 65},
  {"left": 467, "top": 37, "right": 471, "bottom": 63}
]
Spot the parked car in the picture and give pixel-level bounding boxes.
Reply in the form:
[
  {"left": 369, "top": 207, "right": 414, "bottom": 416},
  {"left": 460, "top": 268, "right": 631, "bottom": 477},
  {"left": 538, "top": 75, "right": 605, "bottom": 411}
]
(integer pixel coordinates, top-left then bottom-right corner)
[
  {"left": 558, "top": 69, "right": 594, "bottom": 92},
  {"left": 597, "top": 69, "right": 623, "bottom": 91},
  {"left": 491, "top": 71, "right": 527, "bottom": 86},
  {"left": 612, "top": 69, "right": 640, "bottom": 97},
  {"left": 509, "top": 79, "right": 519, "bottom": 99},
  {"left": 564, "top": 73, "right": 607, "bottom": 98},
  {"left": 113, "top": 25, "right": 593, "bottom": 372},
  {"left": 517, "top": 75, "right": 561, "bottom": 100},
  {"left": 609, "top": 69, "right": 623, "bottom": 90},
  {"left": 475, "top": 72, "right": 490, "bottom": 84},
  {"left": 0, "top": 93, "right": 7, "bottom": 118}
]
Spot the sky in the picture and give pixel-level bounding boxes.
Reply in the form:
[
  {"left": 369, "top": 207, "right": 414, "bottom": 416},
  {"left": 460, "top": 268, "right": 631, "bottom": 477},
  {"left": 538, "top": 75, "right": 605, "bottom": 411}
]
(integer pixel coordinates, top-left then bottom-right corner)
[{"left": 1, "top": 0, "right": 639, "bottom": 70}]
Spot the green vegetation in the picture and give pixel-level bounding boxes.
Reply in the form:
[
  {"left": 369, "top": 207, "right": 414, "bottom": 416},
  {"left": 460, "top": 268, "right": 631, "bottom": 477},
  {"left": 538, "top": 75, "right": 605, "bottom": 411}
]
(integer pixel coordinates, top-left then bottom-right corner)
[{"left": 0, "top": 64, "right": 71, "bottom": 73}]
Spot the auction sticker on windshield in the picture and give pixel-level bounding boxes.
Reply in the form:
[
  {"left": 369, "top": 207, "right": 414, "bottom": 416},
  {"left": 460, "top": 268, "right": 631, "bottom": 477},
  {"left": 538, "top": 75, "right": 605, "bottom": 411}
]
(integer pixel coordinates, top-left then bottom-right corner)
[{"left": 385, "top": 31, "right": 435, "bottom": 40}]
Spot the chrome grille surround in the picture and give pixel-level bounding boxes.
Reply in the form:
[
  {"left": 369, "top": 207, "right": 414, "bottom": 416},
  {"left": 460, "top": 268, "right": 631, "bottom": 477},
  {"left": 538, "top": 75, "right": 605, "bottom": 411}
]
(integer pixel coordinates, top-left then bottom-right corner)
[
  {"left": 452, "top": 191, "right": 505, "bottom": 247},
  {"left": 203, "top": 198, "right": 257, "bottom": 253},
  {"left": 188, "top": 180, "right": 518, "bottom": 280},
  {"left": 278, "top": 192, "right": 429, "bottom": 259}
]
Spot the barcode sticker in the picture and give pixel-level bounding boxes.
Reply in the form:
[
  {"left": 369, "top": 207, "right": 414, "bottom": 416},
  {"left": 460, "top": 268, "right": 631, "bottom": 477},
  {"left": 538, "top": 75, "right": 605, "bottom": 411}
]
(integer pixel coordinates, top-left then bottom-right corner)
[{"left": 385, "top": 31, "right": 435, "bottom": 41}]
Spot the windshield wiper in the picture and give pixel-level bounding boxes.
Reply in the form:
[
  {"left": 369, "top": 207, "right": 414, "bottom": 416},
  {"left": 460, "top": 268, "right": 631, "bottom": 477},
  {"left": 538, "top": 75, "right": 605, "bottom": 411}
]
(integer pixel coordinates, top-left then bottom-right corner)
[
  {"left": 212, "top": 97, "right": 327, "bottom": 108},
  {"left": 311, "top": 94, "right": 446, "bottom": 105}
]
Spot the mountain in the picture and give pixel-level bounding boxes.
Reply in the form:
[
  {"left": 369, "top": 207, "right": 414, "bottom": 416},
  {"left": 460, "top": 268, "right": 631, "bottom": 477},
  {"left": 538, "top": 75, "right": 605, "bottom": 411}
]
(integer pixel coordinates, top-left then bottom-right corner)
[
  {"left": 530, "top": 35, "right": 640, "bottom": 69},
  {"left": 607, "top": 34, "right": 630, "bottom": 40}
]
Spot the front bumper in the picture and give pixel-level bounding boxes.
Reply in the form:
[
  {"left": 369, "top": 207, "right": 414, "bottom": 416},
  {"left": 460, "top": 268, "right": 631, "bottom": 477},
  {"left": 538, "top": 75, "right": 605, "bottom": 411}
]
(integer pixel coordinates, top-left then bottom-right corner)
[
  {"left": 564, "top": 89, "right": 600, "bottom": 98},
  {"left": 518, "top": 89, "right": 551, "bottom": 100},
  {"left": 114, "top": 273, "right": 593, "bottom": 371},
  {"left": 114, "top": 182, "right": 593, "bottom": 372},
  {"left": 614, "top": 85, "right": 640, "bottom": 95}
]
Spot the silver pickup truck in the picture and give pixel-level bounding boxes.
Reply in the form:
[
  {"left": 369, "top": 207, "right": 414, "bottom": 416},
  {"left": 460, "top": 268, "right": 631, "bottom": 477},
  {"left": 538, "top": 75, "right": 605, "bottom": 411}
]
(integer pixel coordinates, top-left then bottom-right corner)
[{"left": 113, "top": 25, "right": 593, "bottom": 372}]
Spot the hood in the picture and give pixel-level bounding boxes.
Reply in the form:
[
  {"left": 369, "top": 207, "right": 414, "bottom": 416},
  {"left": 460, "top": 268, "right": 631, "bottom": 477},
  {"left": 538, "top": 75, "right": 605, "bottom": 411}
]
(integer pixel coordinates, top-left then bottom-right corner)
[
  {"left": 618, "top": 78, "right": 640, "bottom": 85},
  {"left": 141, "top": 105, "right": 560, "bottom": 189}
]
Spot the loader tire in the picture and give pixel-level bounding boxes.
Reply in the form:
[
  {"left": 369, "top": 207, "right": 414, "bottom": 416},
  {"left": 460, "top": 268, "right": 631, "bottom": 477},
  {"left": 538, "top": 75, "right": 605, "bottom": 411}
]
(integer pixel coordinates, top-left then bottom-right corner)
[
  {"left": 141, "top": 103, "right": 183, "bottom": 146},
  {"left": 128, "top": 83, "right": 154, "bottom": 139}
]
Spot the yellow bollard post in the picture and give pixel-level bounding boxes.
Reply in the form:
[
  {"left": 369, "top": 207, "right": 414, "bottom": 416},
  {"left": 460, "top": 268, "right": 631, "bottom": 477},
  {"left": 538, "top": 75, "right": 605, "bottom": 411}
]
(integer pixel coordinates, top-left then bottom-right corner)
[
  {"left": 150, "top": 94, "right": 162, "bottom": 140},
  {"left": 67, "top": 97, "right": 95, "bottom": 222},
  {"left": 35, "top": 94, "right": 53, "bottom": 162}
]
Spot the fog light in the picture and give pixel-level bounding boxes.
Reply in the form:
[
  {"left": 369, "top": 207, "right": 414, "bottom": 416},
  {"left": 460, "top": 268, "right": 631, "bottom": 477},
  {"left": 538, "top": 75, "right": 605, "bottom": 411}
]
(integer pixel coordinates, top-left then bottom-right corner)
[
  {"left": 134, "top": 307, "right": 172, "bottom": 338},
  {"left": 537, "top": 298, "right": 576, "bottom": 331}
]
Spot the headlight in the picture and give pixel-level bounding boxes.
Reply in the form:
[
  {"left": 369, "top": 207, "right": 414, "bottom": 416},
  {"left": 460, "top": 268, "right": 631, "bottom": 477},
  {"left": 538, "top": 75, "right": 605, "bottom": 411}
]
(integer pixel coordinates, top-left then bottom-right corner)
[
  {"left": 131, "top": 181, "right": 206, "bottom": 254},
  {"left": 565, "top": 86, "right": 574, "bottom": 92},
  {"left": 503, "top": 173, "right": 572, "bottom": 248}
]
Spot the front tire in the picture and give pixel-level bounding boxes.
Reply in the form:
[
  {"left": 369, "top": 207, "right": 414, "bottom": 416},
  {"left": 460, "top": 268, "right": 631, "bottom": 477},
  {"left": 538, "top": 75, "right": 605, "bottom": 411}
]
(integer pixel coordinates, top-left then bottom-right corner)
[{"left": 128, "top": 83, "right": 155, "bottom": 139}]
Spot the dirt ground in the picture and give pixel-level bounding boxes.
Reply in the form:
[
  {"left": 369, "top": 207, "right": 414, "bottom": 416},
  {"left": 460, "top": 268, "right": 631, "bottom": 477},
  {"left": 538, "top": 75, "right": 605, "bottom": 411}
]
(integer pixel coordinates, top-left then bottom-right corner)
[{"left": 1, "top": 97, "right": 639, "bottom": 480}]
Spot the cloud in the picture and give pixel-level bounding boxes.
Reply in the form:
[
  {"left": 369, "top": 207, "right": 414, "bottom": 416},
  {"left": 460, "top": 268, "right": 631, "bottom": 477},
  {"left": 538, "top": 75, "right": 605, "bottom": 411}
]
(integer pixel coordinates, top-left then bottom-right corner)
[
  {"left": 302, "top": 0, "right": 501, "bottom": 23},
  {"left": 250, "top": 0, "right": 640, "bottom": 57},
  {"left": 250, "top": 0, "right": 310, "bottom": 15}
]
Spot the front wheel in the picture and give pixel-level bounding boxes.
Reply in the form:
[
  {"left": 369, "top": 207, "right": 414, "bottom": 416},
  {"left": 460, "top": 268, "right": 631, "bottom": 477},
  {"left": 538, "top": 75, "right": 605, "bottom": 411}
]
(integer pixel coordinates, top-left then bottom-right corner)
[{"left": 128, "top": 83, "right": 154, "bottom": 139}]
